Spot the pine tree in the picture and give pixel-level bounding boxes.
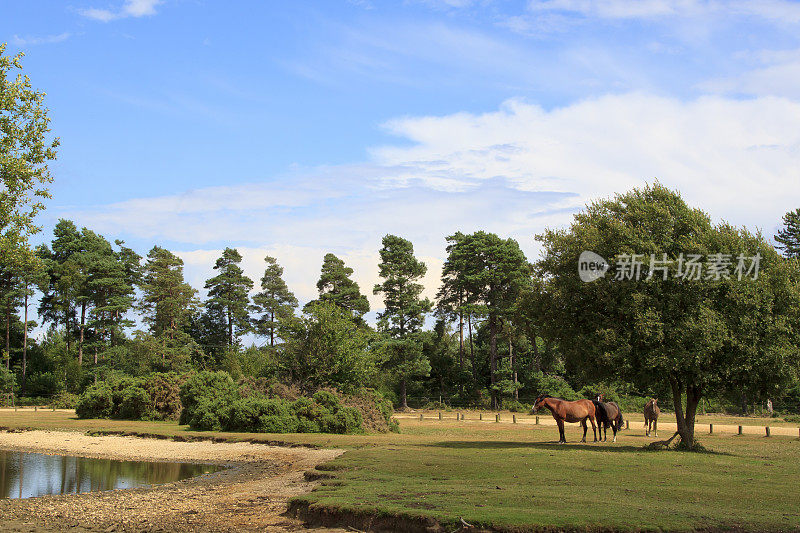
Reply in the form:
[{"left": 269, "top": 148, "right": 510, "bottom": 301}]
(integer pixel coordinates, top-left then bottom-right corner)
[
  {"left": 139, "top": 246, "right": 197, "bottom": 339},
  {"left": 775, "top": 208, "right": 800, "bottom": 258},
  {"left": 252, "top": 255, "right": 297, "bottom": 347},
  {"left": 312, "top": 253, "right": 370, "bottom": 319},
  {"left": 204, "top": 248, "right": 253, "bottom": 347},
  {"left": 373, "top": 235, "right": 432, "bottom": 409}
]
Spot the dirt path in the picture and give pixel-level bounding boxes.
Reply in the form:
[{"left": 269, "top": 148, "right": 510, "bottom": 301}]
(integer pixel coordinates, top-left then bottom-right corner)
[{"left": 0, "top": 430, "right": 347, "bottom": 532}]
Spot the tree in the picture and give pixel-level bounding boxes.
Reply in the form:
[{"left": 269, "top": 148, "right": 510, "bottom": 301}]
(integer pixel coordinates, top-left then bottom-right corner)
[
  {"left": 373, "top": 235, "right": 432, "bottom": 409},
  {"left": 0, "top": 44, "right": 59, "bottom": 267},
  {"left": 536, "top": 184, "right": 800, "bottom": 448},
  {"left": 252, "top": 255, "right": 297, "bottom": 346},
  {"left": 312, "top": 253, "right": 369, "bottom": 319},
  {"left": 279, "top": 301, "right": 374, "bottom": 392},
  {"left": 775, "top": 208, "right": 800, "bottom": 259},
  {"left": 139, "top": 246, "right": 197, "bottom": 339},
  {"left": 440, "top": 232, "right": 529, "bottom": 409},
  {"left": 204, "top": 248, "right": 253, "bottom": 347}
]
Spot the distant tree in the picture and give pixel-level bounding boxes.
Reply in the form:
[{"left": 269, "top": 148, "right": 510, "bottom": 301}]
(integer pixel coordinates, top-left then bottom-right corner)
[
  {"left": 252, "top": 255, "right": 297, "bottom": 346},
  {"left": 373, "top": 235, "right": 432, "bottom": 409},
  {"left": 139, "top": 246, "right": 197, "bottom": 339},
  {"left": 775, "top": 208, "right": 800, "bottom": 259},
  {"left": 536, "top": 184, "right": 800, "bottom": 448},
  {"left": 0, "top": 44, "right": 58, "bottom": 268},
  {"left": 312, "top": 253, "right": 369, "bottom": 319},
  {"left": 204, "top": 248, "right": 253, "bottom": 347}
]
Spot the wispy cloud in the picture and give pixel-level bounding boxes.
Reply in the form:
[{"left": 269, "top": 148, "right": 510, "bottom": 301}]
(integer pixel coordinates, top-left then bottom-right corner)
[
  {"left": 59, "top": 93, "right": 800, "bottom": 307},
  {"left": 700, "top": 49, "right": 800, "bottom": 98},
  {"left": 80, "top": 0, "right": 163, "bottom": 22},
  {"left": 12, "top": 33, "right": 71, "bottom": 46}
]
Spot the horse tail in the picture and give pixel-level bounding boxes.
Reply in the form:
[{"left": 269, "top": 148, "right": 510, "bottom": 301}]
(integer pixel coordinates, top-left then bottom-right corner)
[{"left": 615, "top": 411, "right": 624, "bottom": 432}]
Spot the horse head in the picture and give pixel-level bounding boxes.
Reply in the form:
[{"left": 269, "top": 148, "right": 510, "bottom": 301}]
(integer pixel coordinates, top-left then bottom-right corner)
[
  {"left": 595, "top": 393, "right": 605, "bottom": 402},
  {"left": 532, "top": 394, "right": 550, "bottom": 412}
]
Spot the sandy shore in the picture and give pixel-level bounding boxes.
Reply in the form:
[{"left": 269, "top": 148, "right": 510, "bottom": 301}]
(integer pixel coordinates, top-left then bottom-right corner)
[{"left": 0, "top": 430, "right": 346, "bottom": 532}]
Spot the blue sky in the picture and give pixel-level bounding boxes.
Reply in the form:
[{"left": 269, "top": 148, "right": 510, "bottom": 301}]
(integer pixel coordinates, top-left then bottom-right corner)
[{"left": 4, "top": 0, "right": 800, "bottom": 309}]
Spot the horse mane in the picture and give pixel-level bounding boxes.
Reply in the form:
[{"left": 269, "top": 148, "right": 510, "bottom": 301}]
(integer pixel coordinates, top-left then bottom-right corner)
[{"left": 592, "top": 399, "right": 610, "bottom": 425}]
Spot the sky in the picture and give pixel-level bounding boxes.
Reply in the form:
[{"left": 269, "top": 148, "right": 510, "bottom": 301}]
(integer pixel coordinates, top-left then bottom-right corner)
[{"left": 4, "top": 0, "right": 800, "bottom": 319}]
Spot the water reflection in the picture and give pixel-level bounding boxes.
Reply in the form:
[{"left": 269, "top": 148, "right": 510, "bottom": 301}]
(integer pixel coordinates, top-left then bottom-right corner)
[{"left": 0, "top": 449, "right": 220, "bottom": 499}]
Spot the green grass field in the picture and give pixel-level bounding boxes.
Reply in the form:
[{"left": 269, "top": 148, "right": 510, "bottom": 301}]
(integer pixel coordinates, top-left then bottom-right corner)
[{"left": 2, "top": 409, "right": 799, "bottom": 531}]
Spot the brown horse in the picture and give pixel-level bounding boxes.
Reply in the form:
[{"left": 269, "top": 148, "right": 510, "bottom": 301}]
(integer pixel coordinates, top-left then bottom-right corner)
[
  {"left": 644, "top": 398, "right": 660, "bottom": 436},
  {"left": 533, "top": 394, "right": 597, "bottom": 444},
  {"left": 594, "top": 393, "right": 624, "bottom": 442}
]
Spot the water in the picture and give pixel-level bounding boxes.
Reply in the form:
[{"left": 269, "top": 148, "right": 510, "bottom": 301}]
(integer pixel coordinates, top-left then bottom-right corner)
[{"left": 0, "top": 449, "right": 220, "bottom": 499}]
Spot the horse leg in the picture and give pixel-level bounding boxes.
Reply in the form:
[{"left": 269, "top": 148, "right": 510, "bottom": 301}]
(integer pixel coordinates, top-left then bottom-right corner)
[
  {"left": 557, "top": 419, "right": 566, "bottom": 444},
  {"left": 580, "top": 420, "right": 587, "bottom": 443},
  {"left": 653, "top": 420, "right": 658, "bottom": 437},
  {"left": 591, "top": 416, "right": 597, "bottom": 442},
  {"left": 612, "top": 424, "right": 617, "bottom": 443},
  {"left": 645, "top": 419, "right": 650, "bottom": 436}
]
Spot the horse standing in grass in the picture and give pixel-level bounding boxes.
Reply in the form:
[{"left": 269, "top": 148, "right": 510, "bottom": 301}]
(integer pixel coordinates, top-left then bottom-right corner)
[
  {"left": 593, "top": 394, "right": 624, "bottom": 442},
  {"left": 644, "top": 398, "right": 660, "bottom": 436},
  {"left": 533, "top": 394, "right": 598, "bottom": 444}
]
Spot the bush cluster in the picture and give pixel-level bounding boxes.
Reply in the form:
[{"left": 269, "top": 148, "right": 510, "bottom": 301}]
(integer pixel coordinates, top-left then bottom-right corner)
[
  {"left": 76, "top": 372, "right": 183, "bottom": 421},
  {"left": 180, "top": 373, "right": 364, "bottom": 434}
]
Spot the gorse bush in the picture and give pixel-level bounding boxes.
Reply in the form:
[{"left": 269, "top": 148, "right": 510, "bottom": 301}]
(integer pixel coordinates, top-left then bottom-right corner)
[
  {"left": 182, "top": 372, "right": 365, "bottom": 434},
  {"left": 76, "top": 372, "right": 184, "bottom": 421}
]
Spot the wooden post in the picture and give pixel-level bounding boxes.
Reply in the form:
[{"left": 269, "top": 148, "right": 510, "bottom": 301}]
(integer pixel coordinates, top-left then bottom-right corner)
[
  {"left": 479, "top": 413, "right": 482, "bottom": 421},
  {"left": 495, "top": 413, "right": 500, "bottom": 423},
  {"left": 709, "top": 423, "right": 713, "bottom": 434},
  {"left": 738, "top": 425, "right": 743, "bottom": 435},
  {"left": 535, "top": 416, "right": 539, "bottom": 425},
  {"left": 766, "top": 426, "right": 771, "bottom": 437},
  {"left": 438, "top": 412, "right": 442, "bottom": 420},
  {"left": 420, "top": 413, "right": 424, "bottom": 421},
  {"left": 513, "top": 414, "right": 517, "bottom": 424},
  {"left": 34, "top": 405, "right": 37, "bottom": 412},
  {"left": 625, "top": 420, "right": 629, "bottom": 430}
]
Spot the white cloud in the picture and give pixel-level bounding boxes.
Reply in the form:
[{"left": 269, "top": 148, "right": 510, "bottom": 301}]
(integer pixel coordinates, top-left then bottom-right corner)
[
  {"left": 12, "top": 33, "right": 71, "bottom": 46},
  {"left": 81, "top": 0, "right": 162, "bottom": 22},
  {"left": 526, "top": 0, "right": 800, "bottom": 22},
  {"left": 60, "top": 93, "right": 800, "bottom": 310},
  {"left": 701, "top": 49, "right": 800, "bottom": 98}
]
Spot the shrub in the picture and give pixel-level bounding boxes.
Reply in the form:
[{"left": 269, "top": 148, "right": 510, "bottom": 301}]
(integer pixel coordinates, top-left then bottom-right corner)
[
  {"left": 504, "top": 400, "right": 528, "bottom": 413},
  {"left": 119, "top": 386, "right": 152, "bottom": 420},
  {"left": 51, "top": 392, "right": 78, "bottom": 409},
  {"left": 142, "top": 372, "right": 183, "bottom": 421},
  {"left": 179, "top": 371, "right": 238, "bottom": 425},
  {"left": 76, "top": 384, "right": 114, "bottom": 419}
]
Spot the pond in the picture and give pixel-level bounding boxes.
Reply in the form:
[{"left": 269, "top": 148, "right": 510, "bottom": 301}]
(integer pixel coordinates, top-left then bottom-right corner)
[{"left": 0, "top": 449, "right": 221, "bottom": 500}]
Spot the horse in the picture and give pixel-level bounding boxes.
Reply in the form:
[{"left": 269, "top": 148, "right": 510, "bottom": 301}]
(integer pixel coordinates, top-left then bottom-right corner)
[
  {"left": 532, "top": 394, "right": 598, "bottom": 444},
  {"left": 593, "top": 393, "right": 624, "bottom": 442},
  {"left": 644, "top": 398, "right": 660, "bottom": 437}
]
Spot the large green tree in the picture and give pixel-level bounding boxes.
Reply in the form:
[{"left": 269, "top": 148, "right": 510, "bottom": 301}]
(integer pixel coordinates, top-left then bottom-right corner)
[
  {"left": 139, "top": 246, "right": 197, "bottom": 339},
  {"left": 0, "top": 44, "right": 58, "bottom": 267},
  {"left": 536, "top": 184, "right": 800, "bottom": 448},
  {"left": 775, "top": 208, "right": 800, "bottom": 259},
  {"left": 312, "top": 253, "right": 369, "bottom": 319},
  {"left": 252, "top": 255, "right": 297, "bottom": 346},
  {"left": 204, "top": 248, "right": 253, "bottom": 347},
  {"left": 373, "top": 235, "right": 432, "bottom": 409}
]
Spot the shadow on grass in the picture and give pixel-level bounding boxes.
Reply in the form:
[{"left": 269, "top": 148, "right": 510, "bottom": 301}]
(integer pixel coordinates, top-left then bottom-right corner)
[{"left": 425, "top": 440, "right": 732, "bottom": 455}]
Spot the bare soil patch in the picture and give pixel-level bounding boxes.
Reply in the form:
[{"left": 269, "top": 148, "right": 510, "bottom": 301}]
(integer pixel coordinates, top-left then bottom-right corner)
[{"left": 0, "top": 430, "right": 347, "bottom": 532}]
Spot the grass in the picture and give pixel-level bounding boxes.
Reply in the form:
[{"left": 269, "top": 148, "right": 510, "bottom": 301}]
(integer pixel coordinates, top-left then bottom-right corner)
[{"left": 2, "top": 409, "right": 800, "bottom": 531}]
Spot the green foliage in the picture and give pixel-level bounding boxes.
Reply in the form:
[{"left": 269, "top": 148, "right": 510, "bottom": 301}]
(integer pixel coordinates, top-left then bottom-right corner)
[
  {"left": 178, "top": 370, "right": 238, "bottom": 425},
  {"left": 252, "top": 255, "right": 297, "bottom": 346},
  {"left": 280, "top": 301, "right": 375, "bottom": 392},
  {"left": 0, "top": 365, "right": 15, "bottom": 394},
  {"left": 51, "top": 391, "right": 78, "bottom": 409},
  {"left": 75, "top": 383, "right": 114, "bottom": 418},
  {"left": 119, "top": 386, "right": 151, "bottom": 420},
  {"left": 203, "top": 247, "right": 254, "bottom": 348},
  {"left": 139, "top": 246, "right": 196, "bottom": 339},
  {"left": 310, "top": 253, "right": 369, "bottom": 319},
  {"left": 774, "top": 208, "right": 800, "bottom": 259}
]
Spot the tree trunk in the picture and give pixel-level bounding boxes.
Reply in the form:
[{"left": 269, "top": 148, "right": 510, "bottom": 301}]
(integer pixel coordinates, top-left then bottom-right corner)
[
  {"left": 400, "top": 378, "right": 408, "bottom": 409},
  {"left": 4, "top": 302, "right": 9, "bottom": 370},
  {"left": 530, "top": 334, "right": 540, "bottom": 373},
  {"left": 228, "top": 308, "right": 233, "bottom": 346},
  {"left": 78, "top": 302, "right": 85, "bottom": 366},
  {"left": 458, "top": 309, "right": 464, "bottom": 371},
  {"left": 21, "top": 286, "right": 28, "bottom": 395},
  {"left": 510, "top": 338, "right": 518, "bottom": 401},
  {"left": 669, "top": 375, "right": 700, "bottom": 448},
  {"left": 489, "top": 315, "right": 498, "bottom": 410},
  {"left": 270, "top": 309, "right": 275, "bottom": 347},
  {"left": 467, "top": 314, "right": 476, "bottom": 380}
]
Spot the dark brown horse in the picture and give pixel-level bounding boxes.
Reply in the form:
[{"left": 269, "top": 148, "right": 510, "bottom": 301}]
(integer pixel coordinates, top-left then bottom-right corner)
[
  {"left": 593, "top": 393, "right": 624, "bottom": 442},
  {"left": 533, "top": 394, "right": 597, "bottom": 444},
  {"left": 644, "top": 398, "right": 660, "bottom": 436}
]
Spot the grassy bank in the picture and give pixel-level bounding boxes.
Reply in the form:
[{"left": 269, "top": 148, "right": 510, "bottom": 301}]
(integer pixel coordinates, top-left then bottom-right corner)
[{"left": 2, "top": 410, "right": 799, "bottom": 531}]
